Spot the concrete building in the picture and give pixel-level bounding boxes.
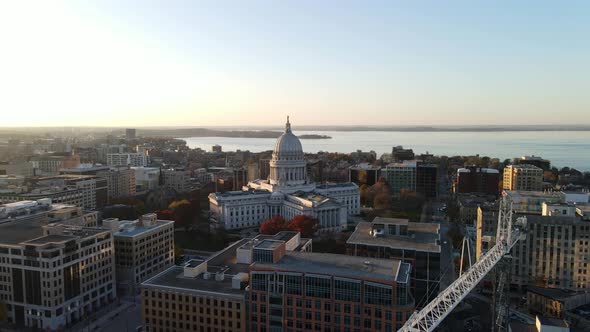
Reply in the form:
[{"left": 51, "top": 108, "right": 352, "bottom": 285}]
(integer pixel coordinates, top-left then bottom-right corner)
[
  {"left": 0, "top": 175, "right": 107, "bottom": 210},
  {"left": 381, "top": 161, "right": 417, "bottom": 195},
  {"left": 209, "top": 118, "right": 360, "bottom": 232},
  {"left": 0, "top": 221, "right": 116, "bottom": 330},
  {"left": 455, "top": 166, "right": 500, "bottom": 194},
  {"left": 503, "top": 190, "right": 565, "bottom": 214},
  {"left": 161, "top": 168, "right": 191, "bottom": 193},
  {"left": 349, "top": 163, "right": 381, "bottom": 187},
  {"left": 132, "top": 167, "right": 161, "bottom": 192},
  {"left": 0, "top": 161, "right": 34, "bottom": 177},
  {"left": 456, "top": 194, "right": 497, "bottom": 225},
  {"left": 527, "top": 286, "right": 590, "bottom": 319},
  {"left": 391, "top": 146, "right": 415, "bottom": 162},
  {"left": 503, "top": 164, "right": 544, "bottom": 191},
  {"left": 475, "top": 203, "right": 499, "bottom": 260},
  {"left": 104, "top": 213, "right": 174, "bottom": 293},
  {"left": 346, "top": 217, "right": 442, "bottom": 306},
  {"left": 125, "top": 128, "right": 136, "bottom": 140},
  {"left": 140, "top": 232, "right": 311, "bottom": 332},
  {"left": 104, "top": 167, "right": 136, "bottom": 200},
  {"left": 107, "top": 152, "right": 149, "bottom": 167},
  {"left": 29, "top": 153, "right": 80, "bottom": 176},
  {"left": 211, "top": 144, "right": 222, "bottom": 153}
]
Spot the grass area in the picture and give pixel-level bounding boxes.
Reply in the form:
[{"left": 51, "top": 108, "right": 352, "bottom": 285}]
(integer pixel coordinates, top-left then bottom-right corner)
[{"left": 175, "top": 230, "right": 232, "bottom": 251}]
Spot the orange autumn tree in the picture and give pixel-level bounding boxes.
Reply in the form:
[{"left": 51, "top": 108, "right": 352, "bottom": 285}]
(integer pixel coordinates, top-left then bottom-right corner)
[{"left": 259, "top": 215, "right": 289, "bottom": 235}]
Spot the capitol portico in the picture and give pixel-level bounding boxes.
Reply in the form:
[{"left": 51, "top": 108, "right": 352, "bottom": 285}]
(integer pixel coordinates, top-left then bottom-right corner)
[{"left": 209, "top": 117, "right": 360, "bottom": 232}]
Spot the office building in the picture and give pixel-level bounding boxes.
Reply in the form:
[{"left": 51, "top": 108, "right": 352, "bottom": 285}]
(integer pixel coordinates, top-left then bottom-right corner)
[
  {"left": 475, "top": 203, "right": 499, "bottom": 260},
  {"left": 211, "top": 144, "right": 222, "bottom": 153},
  {"left": 107, "top": 152, "right": 149, "bottom": 167},
  {"left": 0, "top": 161, "right": 34, "bottom": 177},
  {"left": 381, "top": 161, "right": 417, "bottom": 195},
  {"left": 258, "top": 159, "right": 271, "bottom": 181},
  {"left": 126, "top": 128, "right": 136, "bottom": 140},
  {"left": 132, "top": 167, "right": 161, "bottom": 192},
  {"left": 209, "top": 118, "right": 360, "bottom": 231},
  {"left": 503, "top": 164, "right": 544, "bottom": 191},
  {"left": 503, "top": 190, "right": 565, "bottom": 214},
  {"left": 0, "top": 221, "right": 116, "bottom": 330},
  {"left": 416, "top": 163, "right": 438, "bottom": 198},
  {"left": 161, "top": 168, "right": 191, "bottom": 193},
  {"left": 455, "top": 166, "right": 500, "bottom": 194},
  {"left": 391, "top": 146, "right": 415, "bottom": 162},
  {"left": 346, "top": 217, "right": 442, "bottom": 306},
  {"left": 104, "top": 167, "right": 136, "bottom": 200},
  {"left": 140, "top": 232, "right": 311, "bottom": 332},
  {"left": 29, "top": 153, "right": 80, "bottom": 176},
  {"left": 349, "top": 163, "right": 381, "bottom": 187},
  {"left": 104, "top": 213, "right": 174, "bottom": 293}
]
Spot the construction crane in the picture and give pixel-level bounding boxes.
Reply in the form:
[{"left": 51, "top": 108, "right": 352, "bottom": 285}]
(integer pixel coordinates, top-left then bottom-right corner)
[{"left": 398, "top": 198, "right": 527, "bottom": 332}]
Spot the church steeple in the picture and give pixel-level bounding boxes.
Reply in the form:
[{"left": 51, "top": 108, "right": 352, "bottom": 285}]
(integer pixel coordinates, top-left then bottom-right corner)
[{"left": 285, "top": 115, "right": 291, "bottom": 133}]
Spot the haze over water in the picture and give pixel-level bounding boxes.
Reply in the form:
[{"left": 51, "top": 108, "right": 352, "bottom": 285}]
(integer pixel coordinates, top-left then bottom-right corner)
[{"left": 184, "top": 130, "right": 590, "bottom": 171}]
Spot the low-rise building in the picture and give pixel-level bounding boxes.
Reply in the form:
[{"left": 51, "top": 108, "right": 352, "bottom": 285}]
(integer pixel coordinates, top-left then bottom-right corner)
[
  {"left": 455, "top": 166, "right": 500, "bottom": 194},
  {"left": 503, "top": 190, "right": 565, "bottom": 214},
  {"left": 104, "top": 213, "right": 175, "bottom": 293},
  {"left": 527, "top": 286, "right": 590, "bottom": 319},
  {"left": 132, "top": 167, "right": 161, "bottom": 192}
]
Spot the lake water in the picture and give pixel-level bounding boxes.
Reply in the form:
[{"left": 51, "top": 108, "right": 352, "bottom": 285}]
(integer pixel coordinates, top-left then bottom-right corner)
[{"left": 183, "top": 131, "right": 590, "bottom": 171}]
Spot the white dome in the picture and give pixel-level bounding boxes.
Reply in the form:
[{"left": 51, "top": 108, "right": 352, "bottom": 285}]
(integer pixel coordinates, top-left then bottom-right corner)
[{"left": 273, "top": 117, "right": 303, "bottom": 158}]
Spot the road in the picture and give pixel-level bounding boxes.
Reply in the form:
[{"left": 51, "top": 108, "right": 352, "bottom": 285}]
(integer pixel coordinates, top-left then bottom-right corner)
[{"left": 96, "top": 296, "right": 142, "bottom": 332}]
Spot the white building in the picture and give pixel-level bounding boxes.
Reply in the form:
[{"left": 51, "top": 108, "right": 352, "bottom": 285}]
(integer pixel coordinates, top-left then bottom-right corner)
[
  {"left": 161, "top": 169, "right": 191, "bottom": 193},
  {"left": 107, "top": 152, "right": 149, "bottom": 167},
  {"left": 132, "top": 167, "right": 160, "bottom": 192},
  {"left": 209, "top": 118, "right": 360, "bottom": 232}
]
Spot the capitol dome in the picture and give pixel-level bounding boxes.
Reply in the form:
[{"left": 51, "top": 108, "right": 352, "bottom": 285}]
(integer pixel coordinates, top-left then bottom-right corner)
[
  {"left": 268, "top": 117, "right": 307, "bottom": 186},
  {"left": 273, "top": 116, "right": 303, "bottom": 159}
]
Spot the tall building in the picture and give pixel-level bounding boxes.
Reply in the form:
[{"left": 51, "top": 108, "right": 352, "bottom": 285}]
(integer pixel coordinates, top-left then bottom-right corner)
[
  {"left": 125, "top": 128, "right": 136, "bottom": 140},
  {"left": 258, "top": 159, "right": 271, "bottom": 181},
  {"left": 455, "top": 166, "right": 500, "bottom": 194},
  {"left": 346, "top": 217, "right": 443, "bottom": 306},
  {"left": 104, "top": 167, "right": 136, "bottom": 200},
  {"left": 0, "top": 221, "right": 116, "bottom": 330},
  {"left": 381, "top": 161, "right": 417, "bottom": 195},
  {"left": 391, "top": 146, "right": 415, "bottom": 162},
  {"left": 104, "top": 213, "right": 174, "bottom": 293},
  {"left": 132, "top": 167, "right": 161, "bottom": 192},
  {"left": 475, "top": 203, "right": 499, "bottom": 260},
  {"left": 162, "top": 168, "right": 191, "bottom": 193},
  {"left": 107, "top": 152, "right": 149, "bottom": 167},
  {"left": 416, "top": 163, "right": 438, "bottom": 198},
  {"left": 503, "top": 164, "right": 544, "bottom": 191},
  {"left": 209, "top": 118, "right": 360, "bottom": 232},
  {"left": 349, "top": 163, "right": 381, "bottom": 187}
]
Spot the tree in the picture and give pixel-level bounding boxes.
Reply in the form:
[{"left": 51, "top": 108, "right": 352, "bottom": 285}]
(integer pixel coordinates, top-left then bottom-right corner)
[
  {"left": 259, "top": 215, "right": 289, "bottom": 235},
  {"left": 169, "top": 199, "right": 196, "bottom": 229},
  {"left": 373, "top": 191, "right": 392, "bottom": 210},
  {"left": 288, "top": 215, "right": 319, "bottom": 238}
]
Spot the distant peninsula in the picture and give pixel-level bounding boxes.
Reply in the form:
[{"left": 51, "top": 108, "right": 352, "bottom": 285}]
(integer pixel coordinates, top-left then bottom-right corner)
[{"left": 135, "top": 128, "right": 331, "bottom": 139}]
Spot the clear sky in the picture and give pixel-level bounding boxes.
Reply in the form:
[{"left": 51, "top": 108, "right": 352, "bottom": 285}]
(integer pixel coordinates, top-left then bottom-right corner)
[{"left": 1, "top": 1, "right": 589, "bottom": 127}]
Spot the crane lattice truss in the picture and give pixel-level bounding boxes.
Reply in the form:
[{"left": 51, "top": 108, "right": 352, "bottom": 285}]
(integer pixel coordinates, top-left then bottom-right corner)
[{"left": 398, "top": 200, "right": 522, "bottom": 332}]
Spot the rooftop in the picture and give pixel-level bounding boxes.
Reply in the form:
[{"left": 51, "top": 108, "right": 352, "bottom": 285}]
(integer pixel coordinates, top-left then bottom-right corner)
[
  {"left": 141, "top": 266, "right": 244, "bottom": 298},
  {"left": 347, "top": 221, "right": 441, "bottom": 253},
  {"left": 252, "top": 251, "right": 410, "bottom": 284},
  {"left": 528, "top": 286, "right": 583, "bottom": 301},
  {"left": 114, "top": 219, "right": 174, "bottom": 237},
  {"left": 350, "top": 163, "right": 381, "bottom": 170}
]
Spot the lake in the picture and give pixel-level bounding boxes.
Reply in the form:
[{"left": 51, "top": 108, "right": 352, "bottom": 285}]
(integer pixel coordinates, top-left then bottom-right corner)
[{"left": 183, "top": 130, "right": 590, "bottom": 171}]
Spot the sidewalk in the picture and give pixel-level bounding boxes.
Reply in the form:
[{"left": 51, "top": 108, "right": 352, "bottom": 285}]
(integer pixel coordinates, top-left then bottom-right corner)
[{"left": 70, "top": 301, "right": 134, "bottom": 332}]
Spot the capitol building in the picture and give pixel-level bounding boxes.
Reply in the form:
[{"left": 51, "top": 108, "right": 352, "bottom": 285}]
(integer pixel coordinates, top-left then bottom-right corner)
[{"left": 209, "top": 118, "right": 360, "bottom": 232}]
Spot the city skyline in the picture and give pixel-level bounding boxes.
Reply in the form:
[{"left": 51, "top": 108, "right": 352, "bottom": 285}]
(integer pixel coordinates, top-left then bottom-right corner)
[{"left": 1, "top": 1, "right": 589, "bottom": 127}]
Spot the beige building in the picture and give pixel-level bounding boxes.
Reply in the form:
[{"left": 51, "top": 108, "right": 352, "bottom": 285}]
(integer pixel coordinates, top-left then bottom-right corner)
[
  {"left": 475, "top": 204, "right": 499, "bottom": 260},
  {"left": 0, "top": 221, "right": 116, "bottom": 331},
  {"left": 104, "top": 167, "right": 136, "bottom": 200},
  {"left": 104, "top": 214, "right": 174, "bottom": 293},
  {"left": 162, "top": 169, "right": 191, "bottom": 193},
  {"left": 503, "top": 164, "right": 543, "bottom": 191}
]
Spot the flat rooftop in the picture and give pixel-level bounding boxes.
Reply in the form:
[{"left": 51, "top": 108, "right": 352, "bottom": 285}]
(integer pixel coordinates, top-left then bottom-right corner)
[
  {"left": 0, "top": 218, "right": 45, "bottom": 245},
  {"left": 253, "top": 251, "right": 410, "bottom": 284},
  {"left": 528, "top": 286, "right": 583, "bottom": 301},
  {"left": 254, "top": 239, "right": 284, "bottom": 250},
  {"left": 114, "top": 219, "right": 173, "bottom": 237},
  {"left": 142, "top": 266, "right": 245, "bottom": 298},
  {"left": 504, "top": 190, "right": 564, "bottom": 199},
  {"left": 347, "top": 221, "right": 441, "bottom": 253}
]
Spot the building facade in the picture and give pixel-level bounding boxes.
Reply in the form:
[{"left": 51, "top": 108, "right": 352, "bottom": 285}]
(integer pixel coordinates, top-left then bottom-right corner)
[
  {"left": 107, "top": 152, "right": 149, "bottom": 167},
  {"left": 209, "top": 118, "right": 360, "bottom": 232},
  {"left": 456, "top": 166, "right": 500, "bottom": 194},
  {"left": 104, "top": 214, "right": 174, "bottom": 293},
  {"left": 349, "top": 163, "right": 381, "bottom": 187},
  {"left": 0, "top": 222, "right": 116, "bottom": 331},
  {"left": 503, "top": 164, "right": 544, "bottom": 191},
  {"left": 381, "top": 161, "right": 417, "bottom": 195},
  {"left": 162, "top": 169, "right": 191, "bottom": 193}
]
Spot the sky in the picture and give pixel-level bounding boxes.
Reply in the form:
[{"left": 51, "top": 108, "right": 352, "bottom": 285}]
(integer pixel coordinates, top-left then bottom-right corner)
[{"left": 0, "top": 1, "right": 589, "bottom": 127}]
